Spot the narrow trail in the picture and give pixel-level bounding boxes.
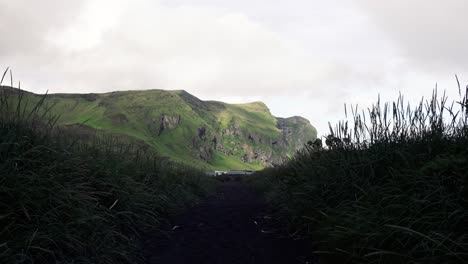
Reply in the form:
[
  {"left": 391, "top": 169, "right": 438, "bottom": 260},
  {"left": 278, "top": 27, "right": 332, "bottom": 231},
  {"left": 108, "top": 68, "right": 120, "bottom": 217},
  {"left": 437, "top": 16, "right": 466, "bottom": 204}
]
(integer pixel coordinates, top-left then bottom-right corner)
[{"left": 144, "top": 180, "right": 314, "bottom": 264}]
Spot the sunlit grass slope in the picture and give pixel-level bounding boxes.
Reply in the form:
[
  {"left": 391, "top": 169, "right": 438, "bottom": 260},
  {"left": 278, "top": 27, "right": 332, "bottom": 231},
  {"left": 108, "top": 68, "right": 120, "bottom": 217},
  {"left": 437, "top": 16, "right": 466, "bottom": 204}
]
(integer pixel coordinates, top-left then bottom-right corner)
[{"left": 4, "top": 87, "right": 316, "bottom": 170}]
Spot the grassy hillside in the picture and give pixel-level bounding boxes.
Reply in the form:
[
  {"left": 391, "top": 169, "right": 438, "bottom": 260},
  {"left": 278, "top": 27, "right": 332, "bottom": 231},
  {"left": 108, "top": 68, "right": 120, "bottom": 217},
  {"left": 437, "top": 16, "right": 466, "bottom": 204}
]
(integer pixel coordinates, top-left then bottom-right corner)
[
  {"left": 251, "top": 87, "right": 468, "bottom": 263},
  {"left": 3, "top": 87, "right": 317, "bottom": 170}
]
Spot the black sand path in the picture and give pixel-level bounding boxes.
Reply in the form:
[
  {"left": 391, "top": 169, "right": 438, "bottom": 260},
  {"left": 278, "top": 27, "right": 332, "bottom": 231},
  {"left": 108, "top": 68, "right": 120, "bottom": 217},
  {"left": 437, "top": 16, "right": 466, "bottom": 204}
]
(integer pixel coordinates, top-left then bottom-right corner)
[{"left": 144, "top": 181, "right": 314, "bottom": 264}]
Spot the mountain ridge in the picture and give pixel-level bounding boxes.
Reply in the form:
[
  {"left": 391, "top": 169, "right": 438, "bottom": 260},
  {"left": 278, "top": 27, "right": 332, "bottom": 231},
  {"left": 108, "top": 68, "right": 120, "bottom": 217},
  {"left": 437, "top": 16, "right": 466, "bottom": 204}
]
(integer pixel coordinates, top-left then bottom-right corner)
[{"left": 2, "top": 86, "right": 317, "bottom": 170}]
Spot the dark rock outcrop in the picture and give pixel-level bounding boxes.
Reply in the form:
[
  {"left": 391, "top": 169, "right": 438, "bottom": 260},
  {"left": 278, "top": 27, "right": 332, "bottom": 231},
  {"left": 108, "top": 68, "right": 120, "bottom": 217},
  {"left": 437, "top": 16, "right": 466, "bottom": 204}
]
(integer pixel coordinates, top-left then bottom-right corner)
[{"left": 198, "top": 126, "right": 206, "bottom": 139}]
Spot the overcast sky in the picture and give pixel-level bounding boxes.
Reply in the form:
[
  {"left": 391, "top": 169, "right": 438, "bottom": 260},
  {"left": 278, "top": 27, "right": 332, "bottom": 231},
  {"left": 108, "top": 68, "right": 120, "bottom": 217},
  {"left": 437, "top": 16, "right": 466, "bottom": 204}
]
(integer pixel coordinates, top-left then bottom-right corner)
[{"left": 1, "top": 0, "right": 467, "bottom": 135}]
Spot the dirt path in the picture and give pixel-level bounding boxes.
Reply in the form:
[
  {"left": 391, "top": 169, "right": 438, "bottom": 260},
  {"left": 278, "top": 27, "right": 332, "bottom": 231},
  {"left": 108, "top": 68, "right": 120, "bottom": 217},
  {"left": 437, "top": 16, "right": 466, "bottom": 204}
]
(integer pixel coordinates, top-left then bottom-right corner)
[{"left": 144, "top": 181, "right": 314, "bottom": 264}]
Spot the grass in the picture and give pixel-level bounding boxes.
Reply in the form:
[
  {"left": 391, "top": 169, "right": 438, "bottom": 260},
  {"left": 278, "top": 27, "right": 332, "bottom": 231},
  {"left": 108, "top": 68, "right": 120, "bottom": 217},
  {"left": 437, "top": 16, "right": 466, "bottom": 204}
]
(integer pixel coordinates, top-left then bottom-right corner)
[
  {"left": 252, "top": 80, "right": 468, "bottom": 263},
  {"left": 0, "top": 69, "right": 214, "bottom": 263}
]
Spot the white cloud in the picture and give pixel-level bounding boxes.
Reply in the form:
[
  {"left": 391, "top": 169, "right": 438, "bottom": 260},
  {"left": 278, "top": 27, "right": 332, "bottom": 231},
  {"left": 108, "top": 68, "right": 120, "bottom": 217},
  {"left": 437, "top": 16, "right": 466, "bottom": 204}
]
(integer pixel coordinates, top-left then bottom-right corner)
[
  {"left": 1, "top": 0, "right": 332, "bottom": 95},
  {"left": 1, "top": 0, "right": 467, "bottom": 136},
  {"left": 355, "top": 0, "right": 468, "bottom": 71},
  {"left": 0, "top": 0, "right": 84, "bottom": 55}
]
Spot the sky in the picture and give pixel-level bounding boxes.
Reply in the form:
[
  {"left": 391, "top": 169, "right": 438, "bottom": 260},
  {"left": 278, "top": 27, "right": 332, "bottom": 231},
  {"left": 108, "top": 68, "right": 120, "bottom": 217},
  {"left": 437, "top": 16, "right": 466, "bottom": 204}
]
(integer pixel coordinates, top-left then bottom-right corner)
[{"left": 1, "top": 0, "right": 467, "bottom": 136}]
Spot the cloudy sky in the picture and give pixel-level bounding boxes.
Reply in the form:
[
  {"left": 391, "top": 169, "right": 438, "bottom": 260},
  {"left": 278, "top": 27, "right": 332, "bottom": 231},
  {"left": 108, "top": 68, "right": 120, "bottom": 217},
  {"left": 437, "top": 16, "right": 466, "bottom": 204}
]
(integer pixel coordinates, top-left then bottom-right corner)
[{"left": 1, "top": 0, "right": 467, "bottom": 135}]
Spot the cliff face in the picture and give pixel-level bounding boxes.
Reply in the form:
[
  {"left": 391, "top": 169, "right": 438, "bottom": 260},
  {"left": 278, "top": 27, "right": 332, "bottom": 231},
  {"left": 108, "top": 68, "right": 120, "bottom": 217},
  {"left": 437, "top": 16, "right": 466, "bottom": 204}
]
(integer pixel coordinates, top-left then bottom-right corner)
[
  {"left": 3, "top": 86, "right": 317, "bottom": 170},
  {"left": 276, "top": 116, "right": 315, "bottom": 152}
]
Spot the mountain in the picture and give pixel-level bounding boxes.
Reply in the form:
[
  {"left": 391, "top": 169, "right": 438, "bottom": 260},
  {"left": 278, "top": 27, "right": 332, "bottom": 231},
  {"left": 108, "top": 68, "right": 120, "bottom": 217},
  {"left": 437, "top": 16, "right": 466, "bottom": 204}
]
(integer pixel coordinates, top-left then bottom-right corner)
[{"left": 2, "top": 86, "right": 317, "bottom": 170}]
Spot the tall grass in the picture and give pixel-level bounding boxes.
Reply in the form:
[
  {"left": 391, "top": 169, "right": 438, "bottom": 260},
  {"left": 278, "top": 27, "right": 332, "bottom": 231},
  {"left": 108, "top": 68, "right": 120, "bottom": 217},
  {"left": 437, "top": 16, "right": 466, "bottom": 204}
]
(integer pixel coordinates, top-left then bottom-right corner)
[
  {"left": 256, "top": 80, "right": 468, "bottom": 263},
  {"left": 0, "top": 69, "right": 212, "bottom": 263}
]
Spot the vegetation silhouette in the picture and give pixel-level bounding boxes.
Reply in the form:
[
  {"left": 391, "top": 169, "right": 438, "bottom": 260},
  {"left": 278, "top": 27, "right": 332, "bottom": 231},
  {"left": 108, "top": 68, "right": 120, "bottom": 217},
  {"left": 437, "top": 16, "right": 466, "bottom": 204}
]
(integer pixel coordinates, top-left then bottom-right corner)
[
  {"left": 252, "top": 78, "right": 468, "bottom": 263},
  {"left": 0, "top": 69, "right": 213, "bottom": 263}
]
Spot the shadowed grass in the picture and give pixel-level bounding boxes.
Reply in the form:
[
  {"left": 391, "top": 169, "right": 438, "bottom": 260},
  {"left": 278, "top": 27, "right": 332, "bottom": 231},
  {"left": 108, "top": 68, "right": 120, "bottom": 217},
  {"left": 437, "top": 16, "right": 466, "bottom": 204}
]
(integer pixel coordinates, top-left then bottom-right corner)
[
  {"left": 0, "top": 71, "right": 213, "bottom": 263},
  {"left": 252, "top": 79, "right": 468, "bottom": 263}
]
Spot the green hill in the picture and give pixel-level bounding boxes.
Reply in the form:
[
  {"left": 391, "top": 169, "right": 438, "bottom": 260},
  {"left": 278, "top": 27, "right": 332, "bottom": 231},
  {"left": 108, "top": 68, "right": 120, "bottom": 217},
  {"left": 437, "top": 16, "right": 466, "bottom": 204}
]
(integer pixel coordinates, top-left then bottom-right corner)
[{"left": 2, "top": 86, "right": 317, "bottom": 170}]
